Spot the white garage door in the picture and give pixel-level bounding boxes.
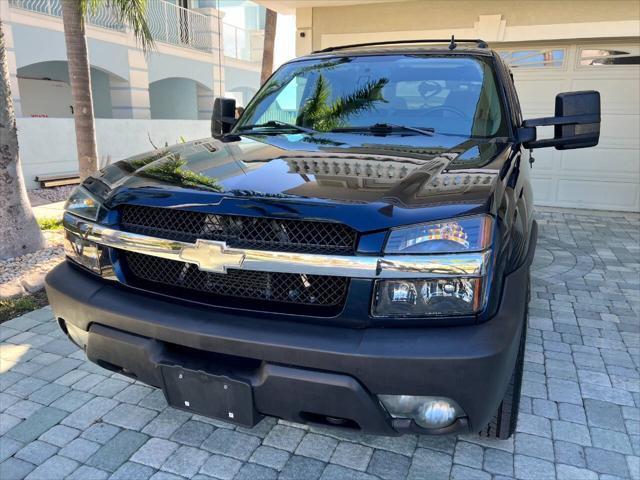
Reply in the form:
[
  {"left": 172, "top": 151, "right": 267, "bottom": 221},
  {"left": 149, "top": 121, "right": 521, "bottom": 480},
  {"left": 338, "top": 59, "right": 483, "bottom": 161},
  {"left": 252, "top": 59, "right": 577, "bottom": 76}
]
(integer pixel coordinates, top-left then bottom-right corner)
[{"left": 498, "top": 43, "right": 640, "bottom": 212}]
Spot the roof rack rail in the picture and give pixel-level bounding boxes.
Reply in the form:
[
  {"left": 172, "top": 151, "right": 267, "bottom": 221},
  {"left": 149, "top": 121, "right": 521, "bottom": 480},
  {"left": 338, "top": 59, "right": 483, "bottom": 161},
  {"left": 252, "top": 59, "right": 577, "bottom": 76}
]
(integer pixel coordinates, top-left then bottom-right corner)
[{"left": 315, "top": 37, "right": 489, "bottom": 53}]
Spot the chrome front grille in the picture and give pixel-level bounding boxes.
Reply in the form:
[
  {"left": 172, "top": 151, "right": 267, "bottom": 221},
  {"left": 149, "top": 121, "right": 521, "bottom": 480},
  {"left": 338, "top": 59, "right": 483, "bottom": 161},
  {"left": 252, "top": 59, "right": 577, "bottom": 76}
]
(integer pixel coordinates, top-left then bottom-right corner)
[
  {"left": 122, "top": 251, "right": 350, "bottom": 311},
  {"left": 120, "top": 205, "right": 357, "bottom": 255}
]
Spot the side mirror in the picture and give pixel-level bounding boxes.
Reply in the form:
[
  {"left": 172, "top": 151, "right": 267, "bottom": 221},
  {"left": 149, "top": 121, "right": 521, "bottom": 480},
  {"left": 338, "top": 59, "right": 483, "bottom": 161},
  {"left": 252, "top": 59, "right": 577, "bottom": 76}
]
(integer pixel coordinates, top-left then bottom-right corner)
[
  {"left": 211, "top": 97, "right": 236, "bottom": 138},
  {"left": 519, "top": 91, "right": 601, "bottom": 150}
]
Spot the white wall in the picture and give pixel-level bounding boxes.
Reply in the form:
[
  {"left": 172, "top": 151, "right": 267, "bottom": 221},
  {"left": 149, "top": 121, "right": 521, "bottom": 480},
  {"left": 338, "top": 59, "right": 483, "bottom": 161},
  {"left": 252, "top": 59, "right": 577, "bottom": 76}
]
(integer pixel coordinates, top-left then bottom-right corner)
[
  {"left": 19, "top": 79, "right": 74, "bottom": 118},
  {"left": 302, "top": 0, "right": 640, "bottom": 52},
  {"left": 148, "top": 52, "right": 215, "bottom": 88},
  {"left": 12, "top": 24, "right": 130, "bottom": 81},
  {"left": 18, "top": 62, "right": 114, "bottom": 118},
  {"left": 17, "top": 118, "right": 212, "bottom": 189},
  {"left": 149, "top": 78, "right": 199, "bottom": 119}
]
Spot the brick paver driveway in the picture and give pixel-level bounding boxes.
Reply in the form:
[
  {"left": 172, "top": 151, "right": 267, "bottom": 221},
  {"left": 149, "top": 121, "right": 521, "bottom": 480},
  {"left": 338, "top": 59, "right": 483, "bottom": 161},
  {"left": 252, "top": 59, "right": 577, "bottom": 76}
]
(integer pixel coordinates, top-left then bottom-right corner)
[{"left": 1, "top": 208, "right": 638, "bottom": 480}]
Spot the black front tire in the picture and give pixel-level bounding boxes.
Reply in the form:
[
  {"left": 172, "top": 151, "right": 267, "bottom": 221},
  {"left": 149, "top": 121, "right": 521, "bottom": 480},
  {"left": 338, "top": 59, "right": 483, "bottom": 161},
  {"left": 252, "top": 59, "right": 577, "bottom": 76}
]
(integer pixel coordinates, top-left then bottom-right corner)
[{"left": 478, "top": 282, "right": 529, "bottom": 439}]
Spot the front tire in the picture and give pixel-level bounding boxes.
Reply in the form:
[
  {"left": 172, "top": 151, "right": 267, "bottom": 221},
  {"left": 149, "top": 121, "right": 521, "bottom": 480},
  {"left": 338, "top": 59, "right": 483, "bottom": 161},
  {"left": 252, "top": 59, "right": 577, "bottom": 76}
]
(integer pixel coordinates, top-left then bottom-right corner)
[{"left": 478, "top": 281, "right": 529, "bottom": 439}]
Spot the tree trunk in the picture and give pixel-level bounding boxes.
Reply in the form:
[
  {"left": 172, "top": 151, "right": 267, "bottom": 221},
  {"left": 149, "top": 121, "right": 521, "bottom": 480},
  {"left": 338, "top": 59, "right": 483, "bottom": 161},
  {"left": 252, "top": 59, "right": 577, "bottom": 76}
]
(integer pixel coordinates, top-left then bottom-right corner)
[
  {"left": 61, "top": 0, "right": 98, "bottom": 180},
  {"left": 260, "top": 9, "right": 277, "bottom": 85},
  {"left": 0, "top": 21, "right": 45, "bottom": 260}
]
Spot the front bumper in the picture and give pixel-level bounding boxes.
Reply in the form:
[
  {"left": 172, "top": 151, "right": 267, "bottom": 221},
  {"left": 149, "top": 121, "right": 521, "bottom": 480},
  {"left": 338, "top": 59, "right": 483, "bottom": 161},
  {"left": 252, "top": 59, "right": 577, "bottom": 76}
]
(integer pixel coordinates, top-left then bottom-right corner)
[{"left": 45, "top": 248, "right": 530, "bottom": 436}]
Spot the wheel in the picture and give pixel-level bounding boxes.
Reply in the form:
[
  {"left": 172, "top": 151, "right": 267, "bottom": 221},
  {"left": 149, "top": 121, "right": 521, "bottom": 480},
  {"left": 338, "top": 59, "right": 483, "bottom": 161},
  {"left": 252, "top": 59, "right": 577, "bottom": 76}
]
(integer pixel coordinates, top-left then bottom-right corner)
[
  {"left": 478, "top": 280, "right": 529, "bottom": 439},
  {"left": 478, "top": 309, "right": 527, "bottom": 439}
]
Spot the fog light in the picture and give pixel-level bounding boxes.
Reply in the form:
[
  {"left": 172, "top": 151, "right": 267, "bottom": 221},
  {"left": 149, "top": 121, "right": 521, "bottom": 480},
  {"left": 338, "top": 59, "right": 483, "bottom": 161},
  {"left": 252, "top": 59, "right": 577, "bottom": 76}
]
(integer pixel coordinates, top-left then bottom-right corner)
[
  {"left": 416, "top": 400, "right": 458, "bottom": 429},
  {"left": 378, "top": 395, "right": 463, "bottom": 429}
]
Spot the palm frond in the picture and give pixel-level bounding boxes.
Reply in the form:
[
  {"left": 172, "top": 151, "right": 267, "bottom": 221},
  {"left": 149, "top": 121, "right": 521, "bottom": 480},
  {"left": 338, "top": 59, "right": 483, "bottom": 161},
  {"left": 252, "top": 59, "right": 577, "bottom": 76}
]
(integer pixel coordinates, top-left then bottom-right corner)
[
  {"left": 84, "top": 0, "right": 154, "bottom": 52},
  {"left": 139, "top": 155, "right": 222, "bottom": 191},
  {"left": 325, "top": 77, "right": 389, "bottom": 125},
  {"left": 297, "top": 74, "right": 330, "bottom": 126}
]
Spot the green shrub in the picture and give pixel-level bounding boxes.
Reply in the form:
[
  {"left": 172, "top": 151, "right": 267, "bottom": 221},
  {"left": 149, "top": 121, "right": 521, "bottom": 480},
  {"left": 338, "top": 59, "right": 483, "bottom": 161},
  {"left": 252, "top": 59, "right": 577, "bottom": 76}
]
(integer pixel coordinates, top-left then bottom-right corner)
[
  {"left": 38, "top": 218, "right": 63, "bottom": 230},
  {"left": 0, "top": 292, "right": 48, "bottom": 323}
]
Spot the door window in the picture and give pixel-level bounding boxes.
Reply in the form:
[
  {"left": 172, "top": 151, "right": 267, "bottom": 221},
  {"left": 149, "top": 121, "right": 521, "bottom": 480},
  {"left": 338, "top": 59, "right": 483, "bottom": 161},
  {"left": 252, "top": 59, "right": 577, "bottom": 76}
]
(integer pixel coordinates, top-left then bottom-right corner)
[
  {"left": 578, "top": 46, "right": 640, "bottom": 66},
  {"left": 498, "top": 49, "right": 566, "bottom": 69}
]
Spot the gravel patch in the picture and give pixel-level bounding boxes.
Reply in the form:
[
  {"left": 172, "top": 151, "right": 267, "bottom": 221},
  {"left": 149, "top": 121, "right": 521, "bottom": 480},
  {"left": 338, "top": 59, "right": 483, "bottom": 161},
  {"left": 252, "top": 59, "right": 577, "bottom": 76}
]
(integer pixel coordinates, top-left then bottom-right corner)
[
  {"left": 29, "top": 186, "right": 76, "bottom": 205},
  {"left": 0, "top": 230, "right": 64, "bottom": 298}
]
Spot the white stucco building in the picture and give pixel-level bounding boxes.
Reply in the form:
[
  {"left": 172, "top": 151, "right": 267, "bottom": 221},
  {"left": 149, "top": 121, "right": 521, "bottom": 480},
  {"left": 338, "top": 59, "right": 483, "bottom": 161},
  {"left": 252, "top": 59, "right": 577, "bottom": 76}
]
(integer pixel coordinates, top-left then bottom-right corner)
[
  {"left": 257, "top": 0, "right": 640, "bottom": 212},
  {"left": 3, "top": 0, "right": 266, "bottom": 188}
]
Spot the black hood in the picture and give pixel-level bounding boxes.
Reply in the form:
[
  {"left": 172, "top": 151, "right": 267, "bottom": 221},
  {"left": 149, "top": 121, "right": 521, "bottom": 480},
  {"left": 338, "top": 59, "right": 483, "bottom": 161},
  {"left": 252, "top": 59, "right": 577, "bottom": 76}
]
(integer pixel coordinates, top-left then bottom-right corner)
[{"left": 91, "top": 133, "right": 513, "bottom": 231}]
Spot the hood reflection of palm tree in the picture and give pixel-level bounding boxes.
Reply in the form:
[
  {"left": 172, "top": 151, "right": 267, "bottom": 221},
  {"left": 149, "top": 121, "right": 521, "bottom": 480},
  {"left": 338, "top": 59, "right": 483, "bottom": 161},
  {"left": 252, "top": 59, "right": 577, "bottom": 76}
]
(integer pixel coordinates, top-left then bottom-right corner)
[
  {"left": 134, "top": 154, "right": 223, "bottom": 192},
  {"left": 297, "top": 76, "right": 389, "bottom": 132}
]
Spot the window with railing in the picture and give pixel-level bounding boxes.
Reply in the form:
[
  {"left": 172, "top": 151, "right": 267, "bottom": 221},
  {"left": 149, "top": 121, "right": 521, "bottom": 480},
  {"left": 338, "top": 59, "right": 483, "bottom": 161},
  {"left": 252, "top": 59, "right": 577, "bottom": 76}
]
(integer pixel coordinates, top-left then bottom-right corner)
[
  {"left": 9, "top": 0, "right": 125, "bottom": 31},
  {"left": 223, "top": 23, "right": 264, "bottom": 61},
  {"left": 9, "top": 0, "right": 212, "bottom": 52},
  {"left": 146, "top": 0, "right": 212, "bottom": 51},
  {"left": 10, "top": 0, "right": 271, "bottom": 60}
]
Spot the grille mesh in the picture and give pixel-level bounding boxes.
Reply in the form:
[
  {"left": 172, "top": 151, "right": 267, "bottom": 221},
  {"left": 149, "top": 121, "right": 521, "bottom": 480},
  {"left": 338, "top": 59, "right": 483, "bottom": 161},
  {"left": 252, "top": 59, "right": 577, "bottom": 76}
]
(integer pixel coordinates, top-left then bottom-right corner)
[
  {"left": 120, "top": 205, "right": 357, "bottom": 255},
  {"left": 124, "top": 252, "right": 349, "bottom": 308}
]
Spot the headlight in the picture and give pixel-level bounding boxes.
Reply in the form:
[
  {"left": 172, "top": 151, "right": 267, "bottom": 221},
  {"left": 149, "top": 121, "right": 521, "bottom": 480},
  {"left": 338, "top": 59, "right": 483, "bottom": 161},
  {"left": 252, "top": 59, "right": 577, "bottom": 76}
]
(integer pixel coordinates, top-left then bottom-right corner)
[
  {"left": 375, "top": 215, "right": 494, "bottom": 318},
  {"left": 64, "top": 186, "right": 102, "bottom": 221},
  {"left": 384, "top": 215, "right": 493, "bottom": 254},
  {"left": 63, "top": 187, "right": 106, "bottom": 274},
  {"left": 372, "top": 278, "right": 484, "bottom": 317}
]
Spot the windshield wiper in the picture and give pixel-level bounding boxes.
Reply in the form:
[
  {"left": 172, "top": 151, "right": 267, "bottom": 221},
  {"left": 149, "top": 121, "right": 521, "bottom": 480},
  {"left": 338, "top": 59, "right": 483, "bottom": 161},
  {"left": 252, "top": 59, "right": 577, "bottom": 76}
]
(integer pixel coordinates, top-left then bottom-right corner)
[
  {"left": 237, "top": 120, "right": 318, "bottom": 135},
  {"left": 331, "top": 123, "right": 435, "bottom": 137}
]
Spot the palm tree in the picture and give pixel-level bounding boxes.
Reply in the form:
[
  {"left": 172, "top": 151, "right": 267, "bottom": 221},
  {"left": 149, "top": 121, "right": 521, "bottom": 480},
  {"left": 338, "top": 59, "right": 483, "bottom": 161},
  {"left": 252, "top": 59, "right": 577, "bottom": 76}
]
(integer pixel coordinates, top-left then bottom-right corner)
[
  {"left": 61, "top": 0, "right": 154, "bottom": 180},
  {"left": 0, "top": 21, "right": 45, "bottom": 260},
  {"left": 260, "top": 8, "right": 277, "bottom": 85}
]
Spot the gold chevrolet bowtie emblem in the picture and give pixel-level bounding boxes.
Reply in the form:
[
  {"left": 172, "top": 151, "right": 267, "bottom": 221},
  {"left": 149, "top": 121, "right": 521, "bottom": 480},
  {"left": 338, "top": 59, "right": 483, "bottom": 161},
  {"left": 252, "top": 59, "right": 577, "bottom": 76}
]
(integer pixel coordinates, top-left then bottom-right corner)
[{"left": 178, "top": 240, "right": 245, "bottom": 274}]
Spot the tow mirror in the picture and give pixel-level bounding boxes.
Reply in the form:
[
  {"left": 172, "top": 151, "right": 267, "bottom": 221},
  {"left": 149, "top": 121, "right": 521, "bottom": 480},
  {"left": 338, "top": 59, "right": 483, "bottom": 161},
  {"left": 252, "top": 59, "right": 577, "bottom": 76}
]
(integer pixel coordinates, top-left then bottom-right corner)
[
  {"left": 519, "top": 91, "right": 600, "bottom": 150},
  {"left": 211, "top": 97, "right": 236, "bottom": 138}
]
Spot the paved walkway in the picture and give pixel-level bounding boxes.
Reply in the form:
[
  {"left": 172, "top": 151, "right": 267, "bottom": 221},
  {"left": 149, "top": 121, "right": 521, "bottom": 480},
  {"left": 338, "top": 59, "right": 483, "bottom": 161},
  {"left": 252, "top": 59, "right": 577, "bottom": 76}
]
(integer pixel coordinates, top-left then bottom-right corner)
[{"left": 1, "top": 208, "right": 638, "bottom": 480}]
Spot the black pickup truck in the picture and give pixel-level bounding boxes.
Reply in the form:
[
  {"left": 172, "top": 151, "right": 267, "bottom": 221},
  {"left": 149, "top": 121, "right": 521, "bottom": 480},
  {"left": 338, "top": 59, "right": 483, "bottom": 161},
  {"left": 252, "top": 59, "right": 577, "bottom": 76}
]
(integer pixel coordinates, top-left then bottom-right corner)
[{"left": 46, "top": 39, "right": 600, "bottom": 439}]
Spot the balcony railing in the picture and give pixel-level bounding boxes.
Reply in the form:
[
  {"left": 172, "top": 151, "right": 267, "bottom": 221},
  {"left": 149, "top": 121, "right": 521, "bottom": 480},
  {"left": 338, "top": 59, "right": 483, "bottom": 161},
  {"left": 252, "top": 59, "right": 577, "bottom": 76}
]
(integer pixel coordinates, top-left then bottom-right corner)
[
  {"left": 9, "top": 0, "right": 212, "bottom": 52},
  {"left": 9, "top": 0, "right": 125, "bottom": 31},
  {"left": 223, "top": 23, "right": 264, "bottom": 62},
  {"left": 146, "top": 0, "right": 211, "bottom": 52}
]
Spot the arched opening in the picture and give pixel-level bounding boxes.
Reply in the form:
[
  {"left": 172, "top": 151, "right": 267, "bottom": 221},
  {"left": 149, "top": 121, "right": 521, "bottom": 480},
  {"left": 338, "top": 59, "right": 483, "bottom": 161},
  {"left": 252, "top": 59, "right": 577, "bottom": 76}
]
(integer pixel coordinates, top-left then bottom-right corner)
[
  {"left": 17, "top": 61, "right": 122, "bottom": 118},
  {"left": 149, "top": 77, "right": 211, "bottom": 120}
]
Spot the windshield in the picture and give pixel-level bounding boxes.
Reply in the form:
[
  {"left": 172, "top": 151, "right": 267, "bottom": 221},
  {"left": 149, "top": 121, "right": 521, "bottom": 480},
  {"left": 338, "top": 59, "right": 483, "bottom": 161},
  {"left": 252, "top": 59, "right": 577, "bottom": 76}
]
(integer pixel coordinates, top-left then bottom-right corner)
[{"left": 236, "top": 55, "right": 507, "bottom": 138}]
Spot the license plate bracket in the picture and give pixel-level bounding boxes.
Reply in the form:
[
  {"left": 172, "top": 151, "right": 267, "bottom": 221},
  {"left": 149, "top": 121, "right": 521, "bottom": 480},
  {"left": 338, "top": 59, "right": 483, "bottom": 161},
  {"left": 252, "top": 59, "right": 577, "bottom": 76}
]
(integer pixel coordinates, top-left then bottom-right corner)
[{"left": 160, "top": 364, "right": 262, "bottom": 427}]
